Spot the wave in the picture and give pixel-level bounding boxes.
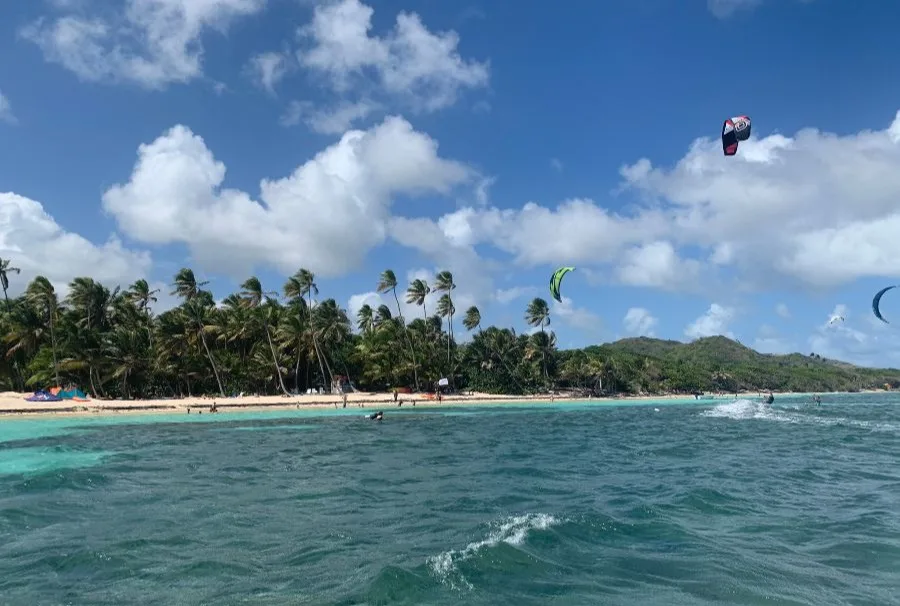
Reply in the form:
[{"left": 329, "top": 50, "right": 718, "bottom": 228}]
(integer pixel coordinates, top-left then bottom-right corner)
[
  {"left": 700, "top": 399, "right": 900, "bottom": 432},
  {"left": 426, "top": 513, "right": 562, "bottom": 590}
]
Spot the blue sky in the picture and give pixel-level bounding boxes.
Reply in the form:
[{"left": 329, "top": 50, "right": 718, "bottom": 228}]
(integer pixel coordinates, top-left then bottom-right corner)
[{"left": 3, "top": 0, "right": 900, "bottom": 366}]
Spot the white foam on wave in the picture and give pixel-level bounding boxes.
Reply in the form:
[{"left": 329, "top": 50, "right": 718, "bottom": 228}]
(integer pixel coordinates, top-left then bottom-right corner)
[
  {"left": 427, "top": 513, "right": 562, "bottom": 590},
  {"left": 701, "top": 398, "right": 782, "bottom": 421},
  {"left": 700, "top": 399, "right": 900, "bottom": 432}
]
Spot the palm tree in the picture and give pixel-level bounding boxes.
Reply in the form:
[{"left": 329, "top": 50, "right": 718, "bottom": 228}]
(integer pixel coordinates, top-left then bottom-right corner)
[
  {"left": 1, "top": 258, "right": 24, "bottom": 390},
  {"left": 275, "top": 302, "right": 309, "bottom": 394},
  {"left": 462, "top": 305, "right": 482, "bottom": 334},
  {"left": 434, "top": 271, "right": 456, "bottom": 382},
  {"left": 286, "top": 268, "right": 329, "bottom": 392},
  {"left": 240, "top": 276, "right": 289, "bottom": 395},
  {"left": 378, "top": 269, "right": 419, "bottom": 390},
  {"left": 126, "top": 279, "right": 159, "bottom": 314},
  {"left": 525, "top": 297, "right": 551, "bottom": 383},
  {"left": 25, "top": 276, "right": 61, "bottom": 386},
  {"left": 405, "top": 279, "right": 431, "bottom": 323},
  {"left": 0, "top": 257, "right": 21, "bottom": 311},
  {"left": 436, "top": 293, "right": 455, "bottom": 377},
  {"left": 357, "top": 304, "right": 375, "bottom": 335},
  {"left": 171, "top": 268, "right": 225, "bottom": 397}
]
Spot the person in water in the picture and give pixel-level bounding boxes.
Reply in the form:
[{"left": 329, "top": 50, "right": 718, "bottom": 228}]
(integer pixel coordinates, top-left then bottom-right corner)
[
  {"left": 369, "top": 411, "right": 384, "bottom": 421},
  {"left": 764, "top": 393, "right": 774, "bottom": 405}
]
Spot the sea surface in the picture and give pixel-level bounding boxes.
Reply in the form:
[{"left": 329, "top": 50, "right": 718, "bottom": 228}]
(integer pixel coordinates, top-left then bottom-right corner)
[{"left": 1, "top": 393, "right": 899, "bottom": 605}]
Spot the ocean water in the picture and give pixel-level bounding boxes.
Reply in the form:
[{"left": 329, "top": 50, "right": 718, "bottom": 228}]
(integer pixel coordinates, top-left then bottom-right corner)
[{"left": 1, "top": 394, "right": 899, "bottom": 605}]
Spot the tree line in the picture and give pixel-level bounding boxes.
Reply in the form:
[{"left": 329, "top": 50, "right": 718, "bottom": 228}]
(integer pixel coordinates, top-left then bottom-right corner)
[{"left": 0, "top": 258, "right": 894, "bottom": 399}]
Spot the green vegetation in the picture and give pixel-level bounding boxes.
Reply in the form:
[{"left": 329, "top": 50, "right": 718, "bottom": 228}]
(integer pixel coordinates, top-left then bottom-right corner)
[{"left": 1, "top": 258, "right": 898, "bottom": 398}]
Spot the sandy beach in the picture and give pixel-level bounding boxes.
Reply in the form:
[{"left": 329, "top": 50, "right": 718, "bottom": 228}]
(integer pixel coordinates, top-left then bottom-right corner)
[{"left": 0, "top": 389, "right": 818, "bottom": 419}]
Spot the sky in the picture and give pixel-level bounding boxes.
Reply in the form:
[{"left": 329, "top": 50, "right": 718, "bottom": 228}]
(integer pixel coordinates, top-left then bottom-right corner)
[{"left": 3, "top": 0, "right": 900, "bottom": 367}]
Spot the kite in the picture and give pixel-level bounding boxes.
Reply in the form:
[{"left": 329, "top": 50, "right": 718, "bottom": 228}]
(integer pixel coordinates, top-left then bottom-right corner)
[
  {"left": 873, "top": 285, "right": 898, "bottom": 323},
  {"left": 828, "top": 315, "right": 844, "bottom": 326},
  {"left": 722, "top": 115, "right": 751, "bottom": 156},
  {"left": 549, "top": 267, "right": 575, "bottom": 303}
]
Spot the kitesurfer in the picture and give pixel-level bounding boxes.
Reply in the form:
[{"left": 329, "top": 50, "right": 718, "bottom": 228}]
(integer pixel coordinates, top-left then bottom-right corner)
[{"left": 764, "top": 393, "right": 774, "bottom": 405}]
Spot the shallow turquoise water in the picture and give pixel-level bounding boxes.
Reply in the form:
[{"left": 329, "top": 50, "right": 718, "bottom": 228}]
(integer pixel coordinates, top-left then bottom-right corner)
[{"left": 1, "top": 393, "right": 898, "bottom": 605}]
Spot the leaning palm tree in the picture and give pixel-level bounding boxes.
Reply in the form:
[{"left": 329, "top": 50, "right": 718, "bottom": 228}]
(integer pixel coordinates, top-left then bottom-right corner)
[
  {"left": 171, "top": 268, "right": 225, "bottom": 397},
  {"left": 0, "top": 257, "right": 21, "bottom": 311},
  {"left": 377, "top": 269, "right": 419, "bottom": 390},
  {"left": 126, "top": 279, "right": 159, "bottom": 314},
  {"left": 462, "top": 305, "right": 482, "bottom": 334},
  {"left": 525, "top": 297, "right": 551, "bottom": 383},
  {"left": 357, "top": 304, "right": 375, "bottom": 335},
  {"left": 240, "top": 276, "right": 289, "bottom": 395},
  {"left": 405, "top": 278, "right": 431, "bottom": 323}
]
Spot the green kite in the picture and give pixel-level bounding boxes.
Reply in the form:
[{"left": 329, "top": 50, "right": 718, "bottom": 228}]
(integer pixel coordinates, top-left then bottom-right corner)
[{"left": 549, "top": 267, "right": 575, "bottom": 303}]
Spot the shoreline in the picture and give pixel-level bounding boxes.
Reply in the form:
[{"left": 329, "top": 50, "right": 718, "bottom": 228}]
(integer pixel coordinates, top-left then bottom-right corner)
[{"left": 0, "top": 389, "right": 869, "bottom": 421}]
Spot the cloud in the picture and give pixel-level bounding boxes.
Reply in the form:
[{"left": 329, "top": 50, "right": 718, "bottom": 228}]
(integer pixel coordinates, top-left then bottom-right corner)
[
  {"left": 616, "top": 240, "right": 702, "bottom": 291},
  {"left": 707, "top": 0, "right": 814, "bottom": 19},
  {"left": 21, "top": 0, "right": 266, "bottom": 89},
  {"left": 298, "top": 0, "right": 488, "bottom": 111},
  {"left": 0, "top": 90, "right": 16, "bottom": 124},
  {"left": 401, "top": 109, "right": 900, "bottom": 296},
  {"left": 247, "top": 51, "right": 291, "bottom": 94},
  {"left": 753, "top": 323, "right": 795, "bottom": 354},
  {"left": 804, "top": 304, "right": 900, "bottom": 367},
  {"left": 0, "top": 192, "right": 151, "bottom": 296},
  {"left": 281, "top": 99, "right": 381, "bottom": 133},
  {"left": 685, "top": 303, "right": 735, "bottom": 339},
  {"left": 494, "top": 286, "right": 536, "bottom": 305},
  {"left": 552, "top": 296, "right": 601, "bottom": 332},
  {"left": 707, "top": 0, "right": 762, "bottom": 18},
  {"left": 754, "top": 336, "right": 796, "bottom": 354},
  {"left": 275, "top": 0, "right": 488, "bottom": 131},
  {"left": 623, "top": 307, "right": 657, "bottom": 336},
  {"left": 101, "top": 116, "right": 473, "bottom": 279},
  {"left": 775, "top": 302, "right": 790, "bottom": 318}
]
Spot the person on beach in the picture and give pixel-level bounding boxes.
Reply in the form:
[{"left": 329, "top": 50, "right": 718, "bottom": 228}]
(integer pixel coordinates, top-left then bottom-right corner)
[{"left": 342, "top": 393, "right": 348, "bottom": 408}]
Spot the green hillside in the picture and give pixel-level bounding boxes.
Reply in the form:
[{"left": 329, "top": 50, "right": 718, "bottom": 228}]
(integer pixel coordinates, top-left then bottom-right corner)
[{"left": 557, "top": 336, "right": 900, "bottom": 395}]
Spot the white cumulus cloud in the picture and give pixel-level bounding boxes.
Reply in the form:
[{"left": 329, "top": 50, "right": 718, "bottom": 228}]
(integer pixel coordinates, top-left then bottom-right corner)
[
  {"left": 275, "top": 0, "right": 488, "bottom": 131},
  {"left": 685, "top": 303, "right": 735, "bottom": 339},
  {"left": 410, "top": 109, "right": 900, "bottom": 295},
  {"left": 623, "top": 307, "right": 658, "bottom": 336},
  {"left": 101, "top": 115, "right": 473, "bottom": 279},
  {"left": 21, "top": 0, "right": 266, "bottom": 89},
  {"left": 0, "top": 192, "right": 151, "bottom": 296}
]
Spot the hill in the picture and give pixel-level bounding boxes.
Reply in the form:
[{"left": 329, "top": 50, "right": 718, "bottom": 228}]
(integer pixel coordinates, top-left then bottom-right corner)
[{"left": 562, "top": 336, "right": 900, "bottom": 395}]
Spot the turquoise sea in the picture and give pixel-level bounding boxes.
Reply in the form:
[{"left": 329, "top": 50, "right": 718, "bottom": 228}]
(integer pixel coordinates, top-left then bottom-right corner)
[{"left": 1, "top": 393, "right": 899, "bottom": 605}]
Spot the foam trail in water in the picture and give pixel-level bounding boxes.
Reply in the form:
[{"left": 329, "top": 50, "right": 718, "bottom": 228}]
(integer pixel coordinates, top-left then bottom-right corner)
[
  {"left": 427, "top": 513, "right": 561, "bottom": 590},
  {"left": 700, "top": 399, "right": 899, "bottom": 432},
  {"left": 701, "top": 398, "right": 782, "bottom": 421}
]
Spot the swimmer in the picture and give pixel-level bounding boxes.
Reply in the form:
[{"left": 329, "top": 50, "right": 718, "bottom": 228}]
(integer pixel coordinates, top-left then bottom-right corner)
[{"left": 368, "top": 411, "right": 384, "bottom": 421}]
